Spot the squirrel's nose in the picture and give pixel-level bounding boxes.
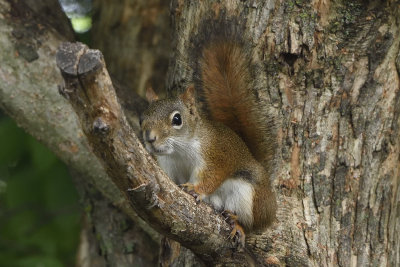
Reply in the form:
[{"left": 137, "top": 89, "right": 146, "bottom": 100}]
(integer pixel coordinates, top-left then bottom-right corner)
[{"left": 145, "top": 130, "right": 157, "bottom": 143}]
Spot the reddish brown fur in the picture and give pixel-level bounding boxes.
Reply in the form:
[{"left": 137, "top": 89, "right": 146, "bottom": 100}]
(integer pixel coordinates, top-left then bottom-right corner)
[
  {"left": 200, "top": 41, "right": 265, "bottom": 162},
  {"left": 200, "top": 41, "right": 276, "bottom": 230},
  {"left": 252, "top": 172, "right": 277, "bottom": 229},
  {"left": 194, "top": 120, "right": 252, "bottom": 196}
]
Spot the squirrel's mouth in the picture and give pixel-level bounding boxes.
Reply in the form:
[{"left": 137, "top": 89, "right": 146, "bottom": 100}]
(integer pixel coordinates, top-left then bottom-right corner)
[{"left": 145, "top": 143, "right": 172, "bottom": 155}]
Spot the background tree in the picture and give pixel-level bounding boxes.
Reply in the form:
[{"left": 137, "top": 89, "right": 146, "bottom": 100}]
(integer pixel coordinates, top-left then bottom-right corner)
[{"left": 0, "top": 0, "right": 399, "bottom": 266}]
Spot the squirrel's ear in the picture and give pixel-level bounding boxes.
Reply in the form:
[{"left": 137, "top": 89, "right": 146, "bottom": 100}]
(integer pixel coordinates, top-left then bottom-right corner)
[
  {"left": 180, "top": 85, "right": 195, "bottom": 106},
  {"left": 146, "top": 87, "right": 159, "bottom": 103}
]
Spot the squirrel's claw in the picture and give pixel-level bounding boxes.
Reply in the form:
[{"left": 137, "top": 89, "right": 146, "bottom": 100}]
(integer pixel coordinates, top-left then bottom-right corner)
[
  {"left": 179, "top": 183, "right": 202, "bottom": 203},
  {"left": 230, "top": 224, "right": 245, "bottom": 250},
  {"left": 222, "top": 210, "right": 246, "bottom": 250}
]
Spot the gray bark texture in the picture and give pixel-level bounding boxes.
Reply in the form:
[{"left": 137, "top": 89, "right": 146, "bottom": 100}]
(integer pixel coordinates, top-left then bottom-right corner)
[
  {"left": 165, "top": 1, "right": 400, "bottom": 266},
  {"left": 0, "top": 0, "right": 400, "bottom": 266}
]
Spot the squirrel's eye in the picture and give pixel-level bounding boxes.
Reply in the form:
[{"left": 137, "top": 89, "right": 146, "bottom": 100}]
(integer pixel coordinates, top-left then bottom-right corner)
[{"left": 172, "top": 113, "right": 182, "bottom": 126}]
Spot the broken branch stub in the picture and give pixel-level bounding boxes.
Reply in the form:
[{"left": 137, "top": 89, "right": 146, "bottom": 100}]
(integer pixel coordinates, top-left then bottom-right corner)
[{"left": 56, "top": 42, "right": 245, "bottom": 265}]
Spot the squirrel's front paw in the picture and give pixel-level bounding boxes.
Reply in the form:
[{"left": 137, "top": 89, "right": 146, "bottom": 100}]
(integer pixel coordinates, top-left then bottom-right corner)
[
  {"left": 179, "top": 183, "right": 203, "bottom": 203},
  {"left": 179, "top": 183, "right": 195, "bottom": 192}
]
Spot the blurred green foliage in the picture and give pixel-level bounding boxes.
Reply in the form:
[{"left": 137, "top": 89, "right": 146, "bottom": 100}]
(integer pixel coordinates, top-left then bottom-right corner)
[{"left": 0, "top": 114, "right": 80, "bottom": 267}]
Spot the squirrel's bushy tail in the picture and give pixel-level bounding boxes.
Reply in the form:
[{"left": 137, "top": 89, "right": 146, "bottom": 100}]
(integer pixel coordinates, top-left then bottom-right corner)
[{"left": 200, "top": 41, "right": 270, "bottom": 163}]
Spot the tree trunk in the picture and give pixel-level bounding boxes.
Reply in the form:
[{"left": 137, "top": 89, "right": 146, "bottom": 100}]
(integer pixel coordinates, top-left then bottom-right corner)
[
  {"left": 91, "top": 0, "right": 172, "bottom": 97},
  {"left": 71, "top": 169, "right": 159, "bottom": 267},
  {"left": 1, "top": 0, "right": 400, "bottom": 266},
  {"left": 165, "top": 0, "right": 400, "bottom": 265}
]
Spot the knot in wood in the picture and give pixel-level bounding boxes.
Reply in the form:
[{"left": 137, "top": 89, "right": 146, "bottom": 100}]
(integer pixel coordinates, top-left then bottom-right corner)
[{"left": 93, "top": 117, "right": 110, "bottom": 135}]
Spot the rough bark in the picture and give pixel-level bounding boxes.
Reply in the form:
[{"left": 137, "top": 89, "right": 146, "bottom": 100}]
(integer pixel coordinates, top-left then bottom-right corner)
[
  {"left": 91, "top": 0, "right": 171, "bottom": 97},
  {"left": 71, "top": 169, "right": 159, "bottom": 267},
  {"left": 1, "top": 0, "right": 400, "bottom": 266},
  {"left": 167, "top": 0, "right": 400, "bottom": 266},
  {"left": 159, "top": 237, "right": 203, "bottom": 267}
]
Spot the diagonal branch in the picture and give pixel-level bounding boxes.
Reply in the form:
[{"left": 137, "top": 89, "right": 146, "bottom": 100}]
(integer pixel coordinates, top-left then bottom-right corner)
[{"left": 56, "top": 42, "right": 247, "bottom": 265}]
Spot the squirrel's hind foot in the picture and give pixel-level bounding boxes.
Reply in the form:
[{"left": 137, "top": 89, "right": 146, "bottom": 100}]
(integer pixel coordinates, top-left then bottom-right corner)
[{"left": 222, "top": 210, "right": 246, "bottom": 250}]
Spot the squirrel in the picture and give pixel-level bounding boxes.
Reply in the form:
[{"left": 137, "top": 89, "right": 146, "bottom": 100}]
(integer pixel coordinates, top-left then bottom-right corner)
[{"left": 140, "top": 35, "right": 276, "bottom": 247}]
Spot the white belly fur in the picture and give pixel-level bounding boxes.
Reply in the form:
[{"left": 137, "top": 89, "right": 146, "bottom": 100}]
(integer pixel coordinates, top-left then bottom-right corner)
[
  {"left": 205, "top": 178, "right": 254, "bottom": 228},
  {"left": 157, "top": 153, "right": 191, "bottom": 184},
  {"left": 156, "top": 138, "right": 204, "bottom": 184}
]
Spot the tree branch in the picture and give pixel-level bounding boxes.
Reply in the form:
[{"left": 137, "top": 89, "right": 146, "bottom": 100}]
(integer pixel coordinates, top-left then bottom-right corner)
[{"left": 56, "top": 42, "right": 249, "bottom": 265}]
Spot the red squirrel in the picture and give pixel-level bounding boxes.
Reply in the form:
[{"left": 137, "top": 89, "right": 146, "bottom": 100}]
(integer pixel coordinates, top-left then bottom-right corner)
[{"left": 140, "top": 38, "right": 276, "bottom": 247}]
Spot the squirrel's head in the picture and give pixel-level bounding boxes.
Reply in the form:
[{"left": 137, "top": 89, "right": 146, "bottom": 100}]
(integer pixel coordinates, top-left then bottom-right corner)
[{"left": 140, "top": 86, "right": 200, "bottom": 155}]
